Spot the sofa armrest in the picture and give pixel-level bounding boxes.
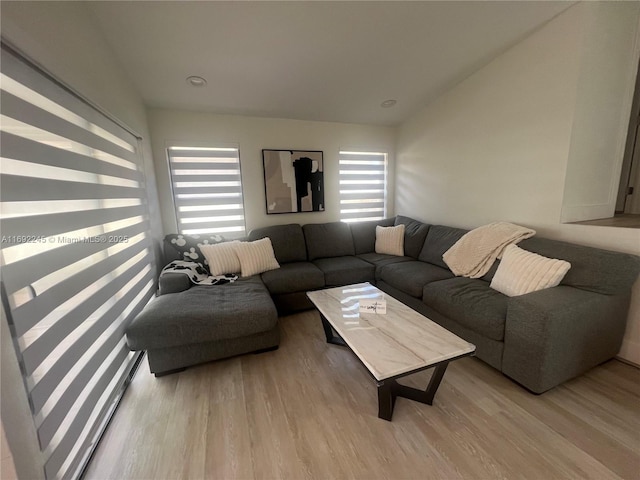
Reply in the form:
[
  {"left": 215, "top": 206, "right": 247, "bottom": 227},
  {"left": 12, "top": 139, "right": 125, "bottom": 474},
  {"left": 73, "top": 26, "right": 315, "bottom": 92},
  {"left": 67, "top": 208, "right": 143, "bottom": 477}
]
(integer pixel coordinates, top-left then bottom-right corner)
[
  {"left": 158, "top": 273, "right": 192, "bottom": 295},
  {"left": 502, "top": 285, "right": 629, "bottom": 393}
]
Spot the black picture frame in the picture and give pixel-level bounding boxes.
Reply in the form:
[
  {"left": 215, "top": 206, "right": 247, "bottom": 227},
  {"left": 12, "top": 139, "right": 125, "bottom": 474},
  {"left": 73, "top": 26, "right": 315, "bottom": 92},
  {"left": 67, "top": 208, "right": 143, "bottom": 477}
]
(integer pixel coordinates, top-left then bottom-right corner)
[{"left": 262, "top": 149, "right": 324, "bottom": 214}]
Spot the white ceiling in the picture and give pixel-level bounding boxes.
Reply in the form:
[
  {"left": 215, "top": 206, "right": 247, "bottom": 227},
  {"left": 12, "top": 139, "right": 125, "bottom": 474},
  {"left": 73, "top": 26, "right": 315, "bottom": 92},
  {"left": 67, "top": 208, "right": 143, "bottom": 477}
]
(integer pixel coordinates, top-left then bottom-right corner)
[{"left": 88, "top": 1, "right": 574, "bottom": 126}]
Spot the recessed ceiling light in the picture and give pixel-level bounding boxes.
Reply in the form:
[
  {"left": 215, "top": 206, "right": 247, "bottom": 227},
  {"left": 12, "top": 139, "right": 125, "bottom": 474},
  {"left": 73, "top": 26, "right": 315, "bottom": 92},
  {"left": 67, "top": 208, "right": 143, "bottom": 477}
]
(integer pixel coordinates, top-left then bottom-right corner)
[
  {"left": 186, "top": 76, "right": 207, "bottom": 87},
  {"left": 380, "top": 99, "right": 397, "bottom": 108}
]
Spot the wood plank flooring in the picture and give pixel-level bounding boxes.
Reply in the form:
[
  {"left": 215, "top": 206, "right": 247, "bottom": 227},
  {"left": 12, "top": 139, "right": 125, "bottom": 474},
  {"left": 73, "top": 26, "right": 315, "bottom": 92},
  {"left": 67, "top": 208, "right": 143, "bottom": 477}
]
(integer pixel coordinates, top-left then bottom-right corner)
[
  {"left": 84, "top": 310, "right": 640, "bottom": 480},
  {"left": 570, "top": 213, "right": 640, "bottom": 228}
]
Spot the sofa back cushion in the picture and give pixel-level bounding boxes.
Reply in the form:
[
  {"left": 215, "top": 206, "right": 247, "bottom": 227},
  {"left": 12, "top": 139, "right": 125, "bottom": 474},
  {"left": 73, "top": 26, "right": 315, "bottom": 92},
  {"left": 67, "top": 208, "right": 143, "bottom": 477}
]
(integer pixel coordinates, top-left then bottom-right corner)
[
  {"left": 418, "top": 225, "right": 468, "bottom": 268},
  {"left": 303, "top": 222, "right": 355, "bottom": 260},
  {"left": 163, "top": 233, "right": 227, "bottom": 268},
  {"left": 163, "top": 237, "right": 183, "bottom": 265},
  {"left": 394, "top": 215, "right": 430, "bottom": 258},
  {"left": 248, "top": 224, "right": 307, "bottom": 264},
  {"left": 518, "top": 237, "right": 640, "bottom": 295},
  {"left": 350, "top": 218, "right": 396, "bottom": 254}
]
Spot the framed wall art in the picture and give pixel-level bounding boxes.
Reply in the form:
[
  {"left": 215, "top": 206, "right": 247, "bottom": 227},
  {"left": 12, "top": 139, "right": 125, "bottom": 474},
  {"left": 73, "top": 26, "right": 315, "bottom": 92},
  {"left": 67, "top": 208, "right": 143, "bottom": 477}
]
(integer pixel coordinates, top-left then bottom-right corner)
[{"left": 262, "top": 149, "right": 324, "bottom": 214}]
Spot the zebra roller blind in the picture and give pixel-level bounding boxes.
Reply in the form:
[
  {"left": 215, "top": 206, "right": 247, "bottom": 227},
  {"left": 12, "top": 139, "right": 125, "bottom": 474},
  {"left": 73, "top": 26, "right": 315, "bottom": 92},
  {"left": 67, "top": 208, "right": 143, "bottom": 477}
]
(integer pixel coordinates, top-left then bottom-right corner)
[
  {"left": 168, "top": 146, "right": 246, "bottom": 237},
  {"left": 339, "top": 151, "right": 387, "bottom": 222},
  {"left": 0, "top": 45, "right": 156, "bottom": 480}
]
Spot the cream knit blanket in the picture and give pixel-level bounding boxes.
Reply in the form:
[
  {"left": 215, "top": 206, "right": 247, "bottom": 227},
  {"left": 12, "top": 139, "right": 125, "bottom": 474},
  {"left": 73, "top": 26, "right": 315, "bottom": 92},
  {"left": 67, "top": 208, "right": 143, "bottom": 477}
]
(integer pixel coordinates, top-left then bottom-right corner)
[{"left": 443, "top": 222, "right": 536, "bottom": 278}]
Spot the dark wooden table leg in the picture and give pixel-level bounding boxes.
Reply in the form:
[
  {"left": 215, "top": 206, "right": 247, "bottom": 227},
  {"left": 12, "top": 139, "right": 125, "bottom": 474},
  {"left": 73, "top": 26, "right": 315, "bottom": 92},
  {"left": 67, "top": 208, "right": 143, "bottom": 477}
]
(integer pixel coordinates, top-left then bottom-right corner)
[
  {"left": 377, "top": 379, "right": 397, "bottom": 421},
  {"left": 423, "top": 362, "right": 449, "bottom": 405},
  {"left": 392, "top": 361, "right": 450, "bottom": 406},
  {"left": 319, "top": 312, "right": 347, "bottom": 346}
]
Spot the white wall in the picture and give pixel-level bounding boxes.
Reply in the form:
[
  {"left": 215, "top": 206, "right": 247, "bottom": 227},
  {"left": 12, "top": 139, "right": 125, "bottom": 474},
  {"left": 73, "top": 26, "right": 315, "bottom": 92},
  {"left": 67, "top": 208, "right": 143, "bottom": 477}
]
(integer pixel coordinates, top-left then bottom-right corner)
[
  {"left": 396, "top": 2, "right": 640, "bottom": 364},
  {"left": 561, "top": 2, "right": 640, "bottom": 222},
  {"left": 147, "top": 108, "right": 396, "bottom": 234},
  {"left": 1, "top": 2, "right": 164, "bottom": 477}
]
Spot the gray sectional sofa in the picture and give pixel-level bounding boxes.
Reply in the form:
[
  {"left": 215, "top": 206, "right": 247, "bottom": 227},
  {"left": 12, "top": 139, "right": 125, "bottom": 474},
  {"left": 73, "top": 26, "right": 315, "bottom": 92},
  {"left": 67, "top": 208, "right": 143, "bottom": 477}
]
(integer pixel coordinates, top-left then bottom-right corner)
[{"left": 126, "top": 216, "right": 640, "bottom": 394}]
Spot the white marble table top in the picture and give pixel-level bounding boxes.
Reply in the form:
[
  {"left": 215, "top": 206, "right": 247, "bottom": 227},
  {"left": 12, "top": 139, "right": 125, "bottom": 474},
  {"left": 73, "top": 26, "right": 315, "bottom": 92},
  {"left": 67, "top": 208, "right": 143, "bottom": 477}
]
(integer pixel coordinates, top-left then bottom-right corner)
[{"left": 307, "top": 283, "right": 476, "bottom": 381}]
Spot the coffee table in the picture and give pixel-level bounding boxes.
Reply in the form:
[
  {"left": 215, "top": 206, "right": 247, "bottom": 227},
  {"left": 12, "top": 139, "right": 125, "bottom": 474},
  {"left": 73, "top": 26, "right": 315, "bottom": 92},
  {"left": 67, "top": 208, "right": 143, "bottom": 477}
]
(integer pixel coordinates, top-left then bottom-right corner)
[{"left": 307, "top": 282, "right": 475, "bottom": 421}]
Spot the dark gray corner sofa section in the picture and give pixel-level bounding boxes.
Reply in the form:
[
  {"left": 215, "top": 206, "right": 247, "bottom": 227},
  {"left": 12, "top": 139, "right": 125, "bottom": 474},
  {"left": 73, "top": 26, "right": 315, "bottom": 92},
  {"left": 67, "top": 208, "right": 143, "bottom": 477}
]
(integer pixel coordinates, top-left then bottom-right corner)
[
  {"left": 126, "top": 276, "right": 279, "bottom": 376},
  {"left": 126, "top": 216, "right": 640, "bottom": 394}
]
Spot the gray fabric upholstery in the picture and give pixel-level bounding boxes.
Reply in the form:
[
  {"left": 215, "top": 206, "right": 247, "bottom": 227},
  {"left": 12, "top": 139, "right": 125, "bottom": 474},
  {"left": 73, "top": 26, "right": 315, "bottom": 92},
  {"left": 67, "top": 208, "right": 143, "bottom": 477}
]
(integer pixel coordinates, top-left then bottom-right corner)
[
  {"left": 260, "top": 261, "right": 325, "bottom": 295},
  {"left": 145, "top": 326, "right": 280, "bottom": 375},
  {"left": 502, "top": 286, "right": 630, "bottom": 393},
  {"left": 350, "top": 218, "right": 396, "bottom": 254},
  {"left": 378, "top": 261, "right": 454, "bottom": 298},
  {"left": 356, "top": 252, "right": 413, "bottom": 279},
  {"left": 480, "top": 260, "right": 500, "bottom": 283},
  {"left": 158, "top": 272, "right": 192, "bottom": 295},
  {"left": 248, "top": 224, "right": 308, "bottom": 264},
  {"left": 377, "top": 280, "right": 504, "bottom": 370},
  {"left": 139, "top": 216, "right": 639, "bottom": 391},
  {"left": 162, "top": 238, "right": 183, "bottom": 266},
  {"left": 303, "top": 222, "right": 355, "bottom": 260},
  {"left": 127, "top": 277, "right": 277, "bottom": 350},
  {"left": 312, "top": 256, "right": 375, "bottom": 286},
  {"left": 422, "top": 278, "right": 507, "bottom": 341},
  {"left": 418, "top": 225, "right": 468, "bottom": 268},
  {"left": 394, "top": 215, "right": 430, "bottom": 258},
  {"left": 271, "top": 291, "right": 315, "bottom": 314},
  {"left": 518, "top": 237, "right": 640, "bottom": 295}
]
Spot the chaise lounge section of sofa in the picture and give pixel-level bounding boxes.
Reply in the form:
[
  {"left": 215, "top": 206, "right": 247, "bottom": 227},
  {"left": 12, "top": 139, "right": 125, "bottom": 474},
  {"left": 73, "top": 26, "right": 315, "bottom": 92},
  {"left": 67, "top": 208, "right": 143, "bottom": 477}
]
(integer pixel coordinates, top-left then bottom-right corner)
[
  {"left": 125, "top": 276, "right": 279, "bottom": 376},
  {"left": 126, "top": 216, "right": 640, "bottom": 393}
]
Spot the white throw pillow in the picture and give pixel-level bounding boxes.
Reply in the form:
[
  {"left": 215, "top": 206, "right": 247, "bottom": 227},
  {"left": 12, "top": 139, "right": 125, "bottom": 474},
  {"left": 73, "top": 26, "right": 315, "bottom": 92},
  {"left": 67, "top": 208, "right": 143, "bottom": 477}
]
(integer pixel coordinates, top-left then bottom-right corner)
[
  {"left": 490, "top": 244, "right": 571, "bottom": 297},
  {"left": 375, "top": 224, "right": 405, "bottom": 256},
  {"left": 233, "top": 237, "right": 280, "bottom": 277},
  {"left": 200, "top": 241, "right": 241, "bottom": 276}
]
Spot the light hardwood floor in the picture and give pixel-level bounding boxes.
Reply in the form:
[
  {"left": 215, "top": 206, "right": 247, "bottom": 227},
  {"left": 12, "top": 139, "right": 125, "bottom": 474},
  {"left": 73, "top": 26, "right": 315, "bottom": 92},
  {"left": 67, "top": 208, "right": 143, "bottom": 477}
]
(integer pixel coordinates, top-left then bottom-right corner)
[
  {"left": 85, "top": 310, "right": 640, "bottom": 480},
  {"left": 570, "top": 213, "right": 640, "bottom": 228}
]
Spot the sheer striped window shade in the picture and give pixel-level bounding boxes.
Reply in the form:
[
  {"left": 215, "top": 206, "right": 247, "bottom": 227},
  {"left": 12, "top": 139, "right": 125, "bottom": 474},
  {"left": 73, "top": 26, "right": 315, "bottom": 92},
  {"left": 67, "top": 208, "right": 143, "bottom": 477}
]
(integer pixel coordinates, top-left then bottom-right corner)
[
  {"left": 0, "top": 44, "right": 155, "bottom": 480},
  {"left": 167, "top": 146, "right": 246, "bottom": 237},
  {"left": 339, "top": 151, "right": 388, "bottom": 222}
]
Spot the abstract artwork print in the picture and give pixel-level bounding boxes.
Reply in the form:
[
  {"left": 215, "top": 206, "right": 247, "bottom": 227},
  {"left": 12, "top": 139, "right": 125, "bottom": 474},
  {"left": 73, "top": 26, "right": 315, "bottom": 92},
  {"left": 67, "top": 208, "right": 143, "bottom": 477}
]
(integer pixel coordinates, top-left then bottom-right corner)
[{"left": 263, "top": 149, "right": 324, "bottom": 214}]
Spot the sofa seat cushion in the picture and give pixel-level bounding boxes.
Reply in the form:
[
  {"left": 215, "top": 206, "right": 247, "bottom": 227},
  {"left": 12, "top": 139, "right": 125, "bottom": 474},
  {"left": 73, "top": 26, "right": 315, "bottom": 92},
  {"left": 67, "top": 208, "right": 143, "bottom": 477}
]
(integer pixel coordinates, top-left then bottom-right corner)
[
  {"left": 126, "top": 277, "right": 277, "bottom": 351},
  {"left": 313, "top": 256, "right": 375, "bottom": 286},
  {"left": 357, "top": 252, "right": 414, "bottom": 269},
  {"left": 378, "top": 261, "right": 454, "bottom": 298},
  {"left": 261, "top": 261, "right": 325, "bottom": 295},
  {"left": 357, "top": 253, "right": 413, "bottom": 281},
  {"left": 422, "top": 277, "right": 507, "bottom": 341}
]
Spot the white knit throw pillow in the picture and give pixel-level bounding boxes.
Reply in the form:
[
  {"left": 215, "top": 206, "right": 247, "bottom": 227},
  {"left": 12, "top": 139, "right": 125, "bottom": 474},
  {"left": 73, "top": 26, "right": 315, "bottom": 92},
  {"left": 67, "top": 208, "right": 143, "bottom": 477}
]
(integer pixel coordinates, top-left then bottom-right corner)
[
  {"left": 490, "top": 244, "right": 571, "bottom": 297},
  {"left": 233, "top": 237, "right": 280, "bottom": 277},
  {"left": 200, "top": 241, "right": 241, "bottom": 276},
  {"left": 375, "top": 224, "right": 405, "bottom": 256}
]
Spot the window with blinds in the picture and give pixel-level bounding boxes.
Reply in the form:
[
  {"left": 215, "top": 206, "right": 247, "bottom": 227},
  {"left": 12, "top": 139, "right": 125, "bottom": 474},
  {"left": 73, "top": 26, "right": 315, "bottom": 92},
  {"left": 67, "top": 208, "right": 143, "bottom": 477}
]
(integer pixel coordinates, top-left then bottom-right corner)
[
  {"left": 0, "top": 44, "right": 156, "bottom": 480},
  {"left": 339, "top": 151, "right": 387, "bottom": 222},
  {"left": 167, "top": 146, "right": 246, "bottom": 237}
]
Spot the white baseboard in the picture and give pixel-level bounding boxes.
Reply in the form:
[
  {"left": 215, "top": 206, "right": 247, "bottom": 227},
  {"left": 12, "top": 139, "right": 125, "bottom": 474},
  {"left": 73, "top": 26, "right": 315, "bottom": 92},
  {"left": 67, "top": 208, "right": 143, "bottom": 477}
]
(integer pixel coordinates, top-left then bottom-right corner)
[
  {"left": 561, "top": 204, "right": 615, "bottom": 223},
  {"left": 617, "top": 337, "right": 640, "bottom": 366}
]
